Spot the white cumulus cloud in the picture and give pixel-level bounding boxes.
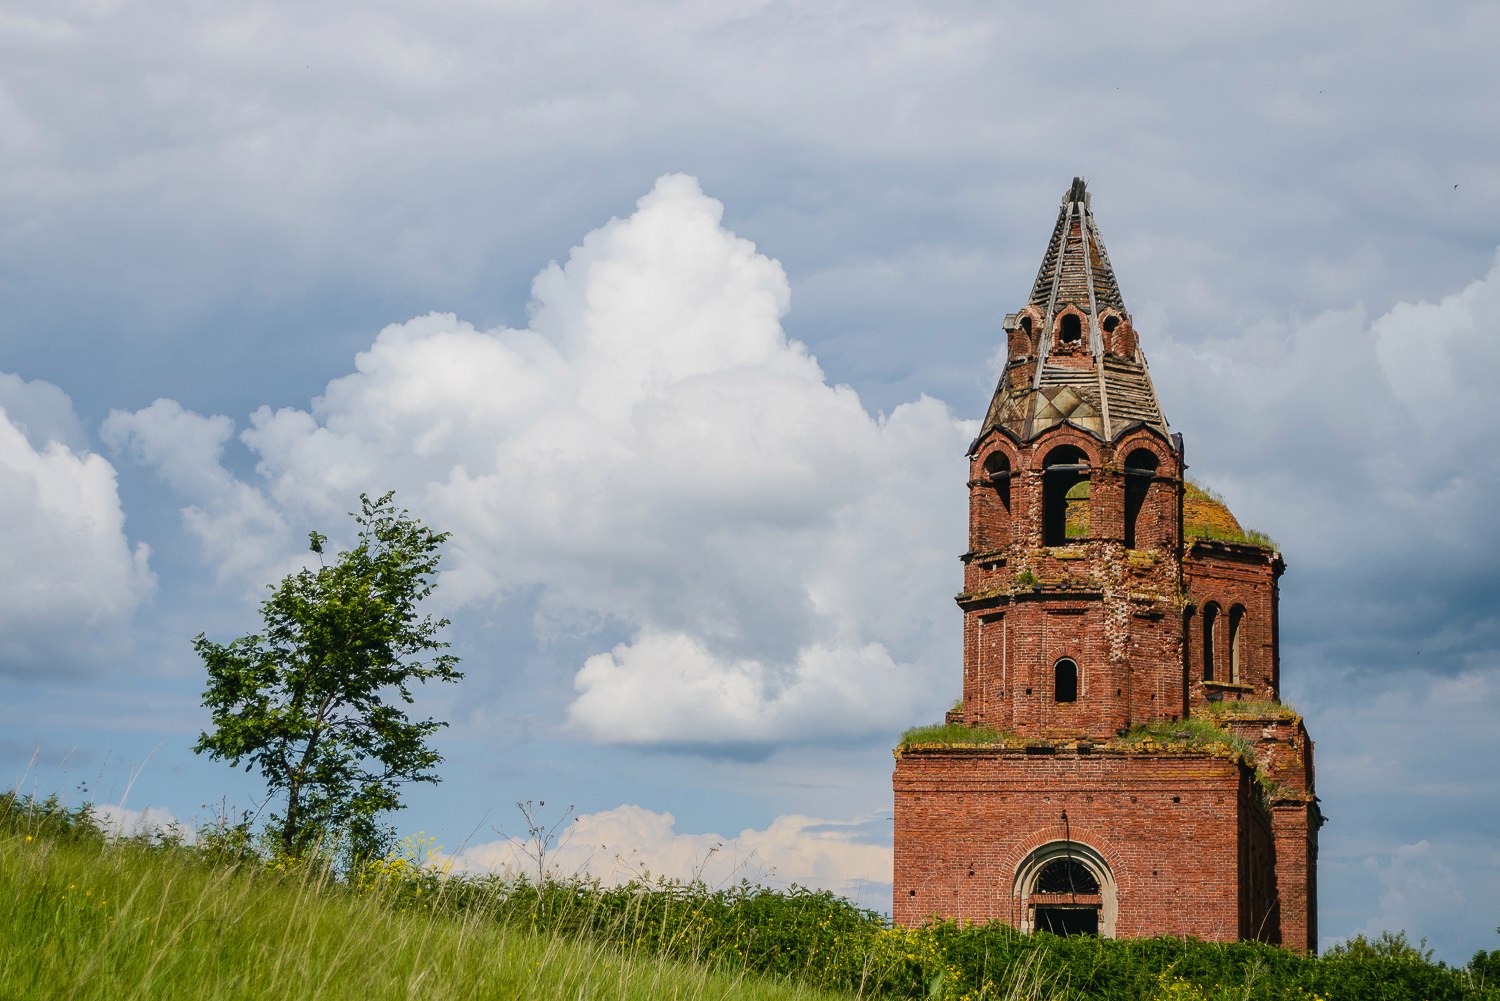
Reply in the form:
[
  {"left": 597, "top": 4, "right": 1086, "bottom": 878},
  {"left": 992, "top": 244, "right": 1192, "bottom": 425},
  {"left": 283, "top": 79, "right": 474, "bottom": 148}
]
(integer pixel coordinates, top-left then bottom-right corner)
[
  {"left": 0, "top": 373, "right": 153, "bottom": 677},
  {"left": 456, "top": 803, "right": 892, "bottom": 909},
  {"left": 106, "top": 174, "right": 971, "bottom": 748},
  {"left": 92, "top": 803, "right": 186, "bottom": 841},
  {"left": 102, "top": 398, "right": 293, "bottom": 588},
  {"left": 568, "top": 631, "right": 916, "bottom": 747}
]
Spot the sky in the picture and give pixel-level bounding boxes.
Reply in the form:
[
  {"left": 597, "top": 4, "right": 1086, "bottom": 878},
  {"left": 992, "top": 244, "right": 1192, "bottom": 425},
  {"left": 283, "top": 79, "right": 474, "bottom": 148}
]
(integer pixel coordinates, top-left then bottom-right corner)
[{"left": 2, "top": 0, "right": 1499, "bottom": 963}]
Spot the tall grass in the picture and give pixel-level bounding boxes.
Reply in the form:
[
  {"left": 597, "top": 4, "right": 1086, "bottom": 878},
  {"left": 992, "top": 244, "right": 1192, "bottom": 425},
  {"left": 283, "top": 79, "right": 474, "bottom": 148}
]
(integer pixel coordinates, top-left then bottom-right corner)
[
  {"left": 0, "top": 820, "right": 849, "bottom": 1001},
  {"left": 4, "top": 793, "right": 1497, "bottom": 1001}
]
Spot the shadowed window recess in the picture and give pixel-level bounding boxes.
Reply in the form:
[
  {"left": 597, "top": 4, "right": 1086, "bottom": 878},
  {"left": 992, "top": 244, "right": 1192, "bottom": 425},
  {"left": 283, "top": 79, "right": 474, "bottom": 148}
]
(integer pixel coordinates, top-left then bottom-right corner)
[
  {"left": 1054, "top": 658, "right": 1079, "bottom": 703},
  {"left": 1042, "top": 445, "right": 1089, "bottom": 545}
]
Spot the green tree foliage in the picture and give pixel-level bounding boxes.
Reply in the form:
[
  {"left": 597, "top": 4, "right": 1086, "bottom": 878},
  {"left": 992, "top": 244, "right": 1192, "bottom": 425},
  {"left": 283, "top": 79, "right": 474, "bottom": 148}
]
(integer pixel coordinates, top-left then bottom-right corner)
[
  {"left": 1473, "top": 929, "right": 1500, "bottom": 990},
  {"left": 193, "top": 492, "right": 462, "bottom": 864}
]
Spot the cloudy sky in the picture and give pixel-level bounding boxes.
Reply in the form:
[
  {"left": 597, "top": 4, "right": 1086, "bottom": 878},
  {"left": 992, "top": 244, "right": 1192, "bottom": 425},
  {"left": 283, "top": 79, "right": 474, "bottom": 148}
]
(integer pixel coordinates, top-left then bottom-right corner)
[{"left": 3, "top": 0, "right": 1499, "bottom": 962}]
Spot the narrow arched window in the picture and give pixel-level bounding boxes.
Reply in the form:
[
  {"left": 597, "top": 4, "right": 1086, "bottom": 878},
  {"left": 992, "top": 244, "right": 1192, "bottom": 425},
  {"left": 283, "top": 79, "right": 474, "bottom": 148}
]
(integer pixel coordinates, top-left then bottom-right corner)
[
  {"left": 1123, "top": 448, "right": 1159, "bottom": 548},
  {"left": 1202, "top": 603, "right": 1219, "bottom": 682},
  {"left": 1043, "top": 445, "right": 1089, "bottom": 546},
  {"left": 1054, "top": 658, "right": 1079, "bottom": 703},
  {"left": 1182, "top": 606, "right": 1195, "bottom": 708},
  {"left": 984, "top": 451, "right": 1012, "bottom": 514},
  {"left": 1101, "top": 314, "right": 1131, "bottom": 355},
  {"left": 1229, "top": 606, "right": 1245, "bottom": 683}
]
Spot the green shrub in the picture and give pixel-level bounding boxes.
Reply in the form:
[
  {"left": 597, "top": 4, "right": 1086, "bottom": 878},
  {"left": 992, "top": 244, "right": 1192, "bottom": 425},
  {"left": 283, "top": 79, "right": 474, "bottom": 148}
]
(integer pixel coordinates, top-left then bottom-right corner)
[
  {"left": 1472, "top": 942, "right": 1500, "bottom": 990},
  {"left": 0, "top": 792, "right": 105, "bottom": 845}
]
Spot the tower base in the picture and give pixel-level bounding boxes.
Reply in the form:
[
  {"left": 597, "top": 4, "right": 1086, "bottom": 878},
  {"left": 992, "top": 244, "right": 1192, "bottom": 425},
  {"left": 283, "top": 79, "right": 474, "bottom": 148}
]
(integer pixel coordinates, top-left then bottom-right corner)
[{"left": 893, "top": 744, "right": 1312, "bottom": 947}]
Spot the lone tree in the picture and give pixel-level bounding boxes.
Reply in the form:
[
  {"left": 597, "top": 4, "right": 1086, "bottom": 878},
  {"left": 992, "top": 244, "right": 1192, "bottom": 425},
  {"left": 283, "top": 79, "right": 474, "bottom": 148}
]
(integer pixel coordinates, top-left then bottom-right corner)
[{"left": 193, "top": 491, "right": 462, "bottom": 863}]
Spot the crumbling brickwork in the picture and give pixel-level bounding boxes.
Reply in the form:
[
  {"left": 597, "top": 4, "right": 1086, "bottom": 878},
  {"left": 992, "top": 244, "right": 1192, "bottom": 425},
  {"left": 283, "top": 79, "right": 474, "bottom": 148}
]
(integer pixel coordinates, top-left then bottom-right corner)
[{"left": 893, "top": 179, "right": 1319, "bottom": 951}]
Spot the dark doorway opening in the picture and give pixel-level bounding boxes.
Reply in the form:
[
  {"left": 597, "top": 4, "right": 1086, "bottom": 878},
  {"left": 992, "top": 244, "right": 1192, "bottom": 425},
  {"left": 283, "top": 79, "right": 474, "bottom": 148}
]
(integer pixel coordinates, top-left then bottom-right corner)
[{"left": 1034, "top": 906, "right": 1099, "bottom": 936}]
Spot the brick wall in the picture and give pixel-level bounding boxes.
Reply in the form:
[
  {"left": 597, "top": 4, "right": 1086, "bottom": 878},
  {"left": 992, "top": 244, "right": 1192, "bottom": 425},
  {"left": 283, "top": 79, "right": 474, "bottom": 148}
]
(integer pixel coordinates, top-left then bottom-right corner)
[
  {"left": 1269, "top": 802, "right": 1319, "bottom": 952},
  {"left": 959, "top": 427, "right": 1190, "bottom": 739},
  {"left": 893, "top": 747, "right": 1279, "bottom": 942},
  {"left": 906, "top": 358, "right": 1317, "bottom": 949},
  {"left": 1183, "top": 543, "right": 1283, "bottom": 706}
]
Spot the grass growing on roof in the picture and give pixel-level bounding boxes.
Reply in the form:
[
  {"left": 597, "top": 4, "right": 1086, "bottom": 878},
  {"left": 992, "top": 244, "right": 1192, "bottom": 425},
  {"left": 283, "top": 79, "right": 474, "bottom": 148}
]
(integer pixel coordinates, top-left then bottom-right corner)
[
  {"left": 1183, "top": 481, "right": 1279, "bottom": 550},
  {"left": 897, "top": 721, "right": 1019, "bottom": 748},
  {"left": 1109, "top": 718, "right": 1255, "bottom": 761},
  {"left": 1202, "top": 698, "right": 1301, "bottom": 721}
]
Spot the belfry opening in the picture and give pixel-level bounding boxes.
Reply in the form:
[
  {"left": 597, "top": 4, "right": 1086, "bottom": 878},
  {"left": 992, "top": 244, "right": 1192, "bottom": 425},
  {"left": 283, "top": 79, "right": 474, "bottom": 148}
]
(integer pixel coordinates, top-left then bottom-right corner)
[{"left": 892, "top": 179, "right": 1322, "bottom": 950}]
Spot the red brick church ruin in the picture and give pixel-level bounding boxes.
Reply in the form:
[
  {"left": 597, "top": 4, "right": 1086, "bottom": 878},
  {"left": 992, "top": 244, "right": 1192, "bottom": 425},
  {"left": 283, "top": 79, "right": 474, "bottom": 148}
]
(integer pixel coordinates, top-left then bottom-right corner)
[{"left": 892, "top": 179, "right": 1321, "bottom": 950}]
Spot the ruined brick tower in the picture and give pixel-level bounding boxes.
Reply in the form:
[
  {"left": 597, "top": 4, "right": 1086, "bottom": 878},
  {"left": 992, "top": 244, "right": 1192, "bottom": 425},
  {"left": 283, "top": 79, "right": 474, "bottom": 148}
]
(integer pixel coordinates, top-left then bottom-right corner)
[{"left": 892, "top": 179, "right": 1321, "bottom": 949}]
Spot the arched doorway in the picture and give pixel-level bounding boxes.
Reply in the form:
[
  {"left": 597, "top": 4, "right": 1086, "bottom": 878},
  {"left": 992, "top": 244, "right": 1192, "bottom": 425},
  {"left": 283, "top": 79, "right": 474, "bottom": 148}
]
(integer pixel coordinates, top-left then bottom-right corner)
[{"left": 1014, "top": 839, "right": 1117, "bottom": 937}]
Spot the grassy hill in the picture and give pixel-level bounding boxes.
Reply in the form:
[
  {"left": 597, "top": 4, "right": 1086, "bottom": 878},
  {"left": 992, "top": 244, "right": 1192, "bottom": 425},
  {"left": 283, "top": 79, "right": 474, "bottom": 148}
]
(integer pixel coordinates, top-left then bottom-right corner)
[
  {"left": 0, "top": 813, "right": 848, "bottom": 1001},
  {"left": 5, "top": 795, "right": 1498, "bottom": 1001}
]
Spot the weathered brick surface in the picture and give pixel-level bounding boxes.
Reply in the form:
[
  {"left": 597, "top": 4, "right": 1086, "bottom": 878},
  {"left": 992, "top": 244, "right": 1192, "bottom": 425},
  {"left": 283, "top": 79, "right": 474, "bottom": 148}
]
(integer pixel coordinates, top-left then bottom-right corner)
[
  {"left": 899, "top": 426, "right": 1319, "bottom": 946},
  {"left": 893, "top": 749, "right": 1277, "bottom": 940},
  {"left": 895, "top": 181, "right": 1319, "bottom": 949},
  {"left": 1183, "top": 543, "right": 1283, "bottom": 706},
  {"left": 959, "top": 427, "right": 1188, "bottom": 738},
  {"left": 1270, "top": 803, "right": 1319, "bottom": 952}
]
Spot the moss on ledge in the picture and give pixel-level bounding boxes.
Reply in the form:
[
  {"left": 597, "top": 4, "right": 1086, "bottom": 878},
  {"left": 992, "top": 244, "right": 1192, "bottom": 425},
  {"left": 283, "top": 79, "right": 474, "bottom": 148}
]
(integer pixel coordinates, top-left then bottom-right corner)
[{"left": 895, "top": 713, "right": 1313, "bottom": 813}]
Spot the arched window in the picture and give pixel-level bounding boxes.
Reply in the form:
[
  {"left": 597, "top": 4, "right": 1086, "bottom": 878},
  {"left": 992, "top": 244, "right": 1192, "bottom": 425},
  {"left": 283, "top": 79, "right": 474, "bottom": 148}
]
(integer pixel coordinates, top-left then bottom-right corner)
[
  {"left": 1009, "top": 313, "right": 1036, "bottom": 357},
  {"left": 984, "top": 451, "right": 1012, "bottom": 514},
  {"left": 1101, "top": 313, "right": 1136, "bottom": 355},
  {"left": 1037, "top": 858, "right": 1099, "bottom": 894},
  {"left": 1015, "top": 840, "right": 1116, "bottom": 938},
  {"left": 1229, "top": 606, "right": 1245, "bottom": 683},
  {"left": 1122, "top": 448, "right": 1159, "bottom": 548},
  {"left": 1042, "top": 445, "right": 1089, "bottom": 546},
  {"left": 1202, "top": 602, "right": 1220, "bottom": 682},
  {"left": 1054, "top": 658, "right": 1079, "bottom": 703},
  {"left": 1182, "top": 607, "right": 1195, "bottom": 710},
  {"left": 1059, "top": 313, "right": 1083, "bottom": 344}
]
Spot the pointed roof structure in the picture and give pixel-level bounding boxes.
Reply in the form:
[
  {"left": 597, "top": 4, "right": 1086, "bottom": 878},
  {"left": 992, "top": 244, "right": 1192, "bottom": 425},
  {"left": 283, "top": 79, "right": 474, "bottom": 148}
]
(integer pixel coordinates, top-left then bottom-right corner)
[{"left": 981, "top": 178, "right": 1171, "bottom": 444}]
